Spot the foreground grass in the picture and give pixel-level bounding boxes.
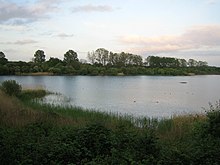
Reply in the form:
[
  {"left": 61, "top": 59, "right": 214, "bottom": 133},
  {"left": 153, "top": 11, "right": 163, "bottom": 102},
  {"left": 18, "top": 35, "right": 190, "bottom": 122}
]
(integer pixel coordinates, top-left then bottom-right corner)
[
  {"left": 0, "top": 90, "right": 220, "bottom": 164},
  {"left": 0, "top": 90, "right": 76, "bottom": 127},
  {"left": 19, "top": 93, "right": 207, "bottom": 139}
]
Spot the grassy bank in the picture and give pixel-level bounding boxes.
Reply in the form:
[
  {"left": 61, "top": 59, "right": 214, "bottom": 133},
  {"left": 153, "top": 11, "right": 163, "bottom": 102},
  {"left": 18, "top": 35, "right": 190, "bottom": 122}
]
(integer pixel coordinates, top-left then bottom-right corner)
[
  {"left": 0, "top": 89, "right": 220, "bottom": 164},
  {"left": 16, "top": 72, "right": 54, "bottom": 76}
]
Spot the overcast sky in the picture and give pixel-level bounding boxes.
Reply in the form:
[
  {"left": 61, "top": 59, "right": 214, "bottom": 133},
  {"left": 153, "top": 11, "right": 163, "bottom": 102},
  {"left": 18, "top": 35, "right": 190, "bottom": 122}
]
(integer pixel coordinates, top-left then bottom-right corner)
[{"left": 1, "top": 0, "right": 220, "bottom": 66}]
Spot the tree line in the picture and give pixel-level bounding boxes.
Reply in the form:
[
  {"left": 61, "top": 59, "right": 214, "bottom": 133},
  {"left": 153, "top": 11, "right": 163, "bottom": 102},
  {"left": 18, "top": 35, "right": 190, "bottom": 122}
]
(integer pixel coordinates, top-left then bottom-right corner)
[{"left": 0, "top": 49, "right": 220, "bottom": 76}]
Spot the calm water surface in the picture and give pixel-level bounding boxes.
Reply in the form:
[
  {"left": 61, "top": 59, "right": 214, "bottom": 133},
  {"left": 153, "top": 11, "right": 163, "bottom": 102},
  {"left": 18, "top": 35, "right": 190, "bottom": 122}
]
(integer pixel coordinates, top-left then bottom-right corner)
[{"left": 0, "top": 75, "right": 220, "bottom": 118}]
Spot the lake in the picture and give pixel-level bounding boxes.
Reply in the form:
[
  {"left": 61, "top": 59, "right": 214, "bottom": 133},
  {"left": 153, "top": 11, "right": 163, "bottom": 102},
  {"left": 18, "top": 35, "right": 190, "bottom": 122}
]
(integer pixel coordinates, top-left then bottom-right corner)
[{"left": 0, "top": 75, "right": 220, "bottom": 118}]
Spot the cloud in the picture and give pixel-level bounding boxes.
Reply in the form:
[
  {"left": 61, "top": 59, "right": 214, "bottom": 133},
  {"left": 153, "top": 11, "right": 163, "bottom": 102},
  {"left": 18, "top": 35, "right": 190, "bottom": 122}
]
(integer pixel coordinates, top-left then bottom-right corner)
[
  {"left": 119, "top": 25, "right": 220, "bottom": 54},
  {"left": 0, "top": 1, "right": 35, "bottom": 23},
  {"left": 0, "top": 39, "right": 38, "bottom": 45},
  {"left": 0, "top": 0, "right": 65, "bottom": 25},
  {"left": 2, "top": 48, "right": 16, "bottom": 53},
  {"left": 14, "top": 39, "right": 38, "bottom": 45},
  {"left": 72, "top": 4, "right": 114, "bottom": 13},
  {"left": 56, "top": 33, "right": 74, "bottom": 38},
  {"left": 0, "top": 24, "right": 28, "bottom": 31},
  {"left": 205, "top": 0, "right": 218, "bottom": 4},
  {"left": 0, "top": 1, "right": 115, "bottom": 26}
]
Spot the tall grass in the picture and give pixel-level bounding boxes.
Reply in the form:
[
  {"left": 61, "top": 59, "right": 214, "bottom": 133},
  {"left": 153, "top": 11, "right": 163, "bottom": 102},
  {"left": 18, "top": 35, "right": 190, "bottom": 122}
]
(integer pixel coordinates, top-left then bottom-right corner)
[
  {"left": 0, "top": 90, "right": 78, "bottom": 127},
  {"left": 0, "top": 90, "right": 40, "bottom": 127},
  {"left": 156, "top": 114, "right": 206, "bottom": 142},
  {"left": 20, "top": 96, "right": 207, "bottom": 141},
  {"left": 19, "top": 88, "right": 49, "bottom": 100},
  {"left": 22, "top": 100, "right": 138, "bottom": 129},
  {"left": 1, "top": 88, "right": 207, "bottom": 139}
]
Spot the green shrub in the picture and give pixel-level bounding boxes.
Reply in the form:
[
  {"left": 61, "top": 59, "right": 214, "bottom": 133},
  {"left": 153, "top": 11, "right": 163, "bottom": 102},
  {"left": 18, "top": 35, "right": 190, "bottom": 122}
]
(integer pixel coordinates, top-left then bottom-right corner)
[
  {"left": 206, "top": 101, "right": 220, "bottom": 137},
  {"left": 20, "top": 89, "right": 47, "bottom": 100},
  {"left": 1, "top": 80, "right": 22, "bottom": 96},
  {"left": 187, "top": 101, "right": 220, "bottom": 165}
]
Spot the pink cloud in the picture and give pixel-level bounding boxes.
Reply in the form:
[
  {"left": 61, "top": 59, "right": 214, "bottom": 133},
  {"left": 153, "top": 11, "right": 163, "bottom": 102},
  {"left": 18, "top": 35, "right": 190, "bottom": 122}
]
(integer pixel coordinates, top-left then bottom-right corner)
[
  {"left": 119, "top": 25, "right": 220, "bottom": 54},
  {"left": 72, "top": 4, "right": 114, "bottom": 13}
]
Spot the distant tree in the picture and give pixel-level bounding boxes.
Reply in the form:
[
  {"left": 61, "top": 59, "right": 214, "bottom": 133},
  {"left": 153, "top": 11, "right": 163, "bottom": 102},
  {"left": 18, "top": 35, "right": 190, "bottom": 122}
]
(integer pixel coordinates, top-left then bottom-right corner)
[
  {"left": 95, "top": 48, "right": 109, "bottom": 66},
  {"left": 87, "top": 51, "right": 96, "bottom": 64},
  {"left": 131, "top": 54, "right": 143, "bottom": 66},
  {"left": 0, "top": 65, "right": 9, "bottom": 75},
  {"left": 108, "top": 52, "right": 119, "bottom": 66},
  {"left": 178, "top": 59, "right": 187, "bottom": 67},
  {"left": 48, "top": 67, "right": 62, "bottom": 74},
  {"left": 0, "top": 51, "right": 5, "bottom": 58},
  {"left": 146, "top": 56, "right": 160, "bottom": 67},
  {"left": 118, "top": 52, "right": 128, "bottom": 67},
  {"left": 144, "top": 56, "right": 151, "bottom": 66},
  {"left": 198, "top": 61, "right": 208, "bottom": 67},
  {"left": 47, "top": 57, "right": 62, "bottom": 67},
  {"left": 188, "top": 59, "right": 198, "bottom": 67},
  {"left": 64, "top": 50, "right": 79, "bottom": 64},
  {"left": 146, "top": 56, "right": 185, "bottom": 68},
  {"left": 34, "top": 50, "right": 46, "bottom": 63},
  {"left": 64, "top": 50, "right": 80, "bottom": 70},
  {"left": 0, "top": 51, "right": 8, "bottom": 65}
]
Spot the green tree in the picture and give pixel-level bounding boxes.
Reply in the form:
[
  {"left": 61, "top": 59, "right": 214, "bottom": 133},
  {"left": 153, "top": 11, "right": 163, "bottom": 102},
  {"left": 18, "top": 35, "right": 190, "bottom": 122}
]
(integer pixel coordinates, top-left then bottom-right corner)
[
  {"left": 95, "top": 48, "right": 109, "bottom": 66},
  {"left": 146, "top": 56, "right": 181, "bottom": 67},
  {"left": 108, "top": 52, "right": 119, "bottom": 66},
  {"left": 87, "top": 51, "right": 96, "bottom": 64},
  {"left": 0, "top": 51, "right": 8, "bottom": 65},
  {"left": 0, "top": 65, "right": 9, "bottom": 75},
  {"left": 118, "top": 52, "right": 128, "bottom": 67},
  {"left": 178, "top": 59, "right": 187, "bottom": 67},
  {"left": 145, "top": 56, "right": 160, "bottom": 67},
  {"left": 1, "top": 80, "right": 22, "bottom": 96},
  {"left": 131, "top": 55, "right": 143, "bottom": 66},
  {"left": 64, "top": 50, "right": 79, "bottom": 64},
  {"left": 188, "top": 59, "right": 198, "bottom": 67},
  {"left": 34, "top": 50, "right": 46, "bottom": 63},
  {"left": 198, "top": 61, "right": 208, "bottom": 67},
  {"left": 47, "top": 57, "right": 63, "bottom": 67},
  {"left": 0, "top": 51, "right": 5, "bottom": 58}
]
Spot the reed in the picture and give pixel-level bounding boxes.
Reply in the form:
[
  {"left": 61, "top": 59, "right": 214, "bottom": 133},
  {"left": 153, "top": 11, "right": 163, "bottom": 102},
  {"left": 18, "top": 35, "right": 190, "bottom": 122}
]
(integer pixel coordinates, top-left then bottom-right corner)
[
  {"left": 22, "top": 100, "right": 136, "bottom": 128},
  {"left": 1, "top": 88, "right": 207, "bottom": 140},
  {"left": 156, "top": 114, "right": 206, "bottom": 142},
  {"left": 0, "top": 90, "right": 78, "bottom": 127},
  {"left": 20, "top": 98, "right": 208, "bottom": 141},
  {"left": 1, "top": 89, "right": 219, "bottom": 164},
  {"left": 0, "top": 90, "right": 40, "bottom": 127},
  {"left": 19, "top": 89, "right": 49, "bottom": 100}
]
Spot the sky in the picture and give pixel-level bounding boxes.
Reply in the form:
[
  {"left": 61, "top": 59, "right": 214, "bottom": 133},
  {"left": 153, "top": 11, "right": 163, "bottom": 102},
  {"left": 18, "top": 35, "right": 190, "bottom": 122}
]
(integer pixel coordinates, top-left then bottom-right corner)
[{"left": 0, "top": 0, "right": 220, "bottom": 66}]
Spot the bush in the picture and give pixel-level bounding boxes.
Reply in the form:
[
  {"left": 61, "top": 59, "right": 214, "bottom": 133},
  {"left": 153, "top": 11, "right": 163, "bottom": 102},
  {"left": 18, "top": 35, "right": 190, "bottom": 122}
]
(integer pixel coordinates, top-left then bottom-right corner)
[
  {"left": 186, "top": 101, "right": 220, "bottom": 164},
  {"left": 20, "top": 89, "right": 47, "bottom": 100},
  {"left": 206, "top": 101, "right": 220, "bottom": 137},
  {"left": 1, "top": 80, "right": 22, "bottom": 96}
]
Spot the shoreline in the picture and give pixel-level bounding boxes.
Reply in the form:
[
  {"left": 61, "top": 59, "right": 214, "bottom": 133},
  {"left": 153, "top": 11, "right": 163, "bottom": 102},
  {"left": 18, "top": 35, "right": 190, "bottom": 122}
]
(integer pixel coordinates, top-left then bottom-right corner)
[{"left": 3, "top": 71, "right": 220, "bottom": 76}]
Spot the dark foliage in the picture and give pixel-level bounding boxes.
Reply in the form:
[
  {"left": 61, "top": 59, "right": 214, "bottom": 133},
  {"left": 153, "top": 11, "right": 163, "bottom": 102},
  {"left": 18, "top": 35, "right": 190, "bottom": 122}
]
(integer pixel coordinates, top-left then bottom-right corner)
[
  {"left": 1, "top": 50, "right": 220, "bottom": 76},
  {"left": 1, "top": 101, "right": 220, "bottom": 164},
  {"left": 0, "top": 80, "right": 22, "bottom": 96},
  {"left": 0, "top": 122, "right": 159, "bottom": 164}
]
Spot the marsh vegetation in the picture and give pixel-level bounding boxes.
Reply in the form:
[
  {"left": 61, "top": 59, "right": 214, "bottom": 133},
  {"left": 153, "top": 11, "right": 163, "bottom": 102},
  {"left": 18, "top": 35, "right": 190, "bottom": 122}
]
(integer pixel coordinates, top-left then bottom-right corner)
[{"left": 0, "top": 80, "right": 220, "bottom": 164}]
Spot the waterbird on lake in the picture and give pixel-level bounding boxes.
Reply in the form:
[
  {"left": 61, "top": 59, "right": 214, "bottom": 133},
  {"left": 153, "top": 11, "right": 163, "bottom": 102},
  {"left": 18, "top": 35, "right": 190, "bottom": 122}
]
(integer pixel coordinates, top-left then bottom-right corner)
[{"left": 179, "top": 81, "right": 187, "bottom": 84}]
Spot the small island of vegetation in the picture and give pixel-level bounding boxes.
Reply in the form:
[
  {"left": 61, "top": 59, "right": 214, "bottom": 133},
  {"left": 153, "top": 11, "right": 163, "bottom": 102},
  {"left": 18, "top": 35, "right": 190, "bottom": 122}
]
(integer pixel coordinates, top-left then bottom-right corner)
[
  {"left": 0, "top": 80, "right": 220, "bottom": 164},
  {"left": 1, "top": 49, "right": 220, "bottom": 76}
]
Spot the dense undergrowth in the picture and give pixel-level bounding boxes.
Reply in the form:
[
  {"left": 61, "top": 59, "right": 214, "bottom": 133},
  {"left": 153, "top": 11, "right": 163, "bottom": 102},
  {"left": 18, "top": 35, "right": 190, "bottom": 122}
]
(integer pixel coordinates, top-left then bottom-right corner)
[{"left": 0, "top": 87, "right": 220, "bottom": 164}]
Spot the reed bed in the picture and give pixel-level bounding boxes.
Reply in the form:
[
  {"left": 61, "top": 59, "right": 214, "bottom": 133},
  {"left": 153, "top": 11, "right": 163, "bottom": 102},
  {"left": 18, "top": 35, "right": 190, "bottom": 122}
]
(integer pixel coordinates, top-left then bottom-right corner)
[
  {"left": 1, "top": 89, "right": 220, "bottom": 164},
  {"left": 1, "top": 88, "right": 207, "bottom": 138}
]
